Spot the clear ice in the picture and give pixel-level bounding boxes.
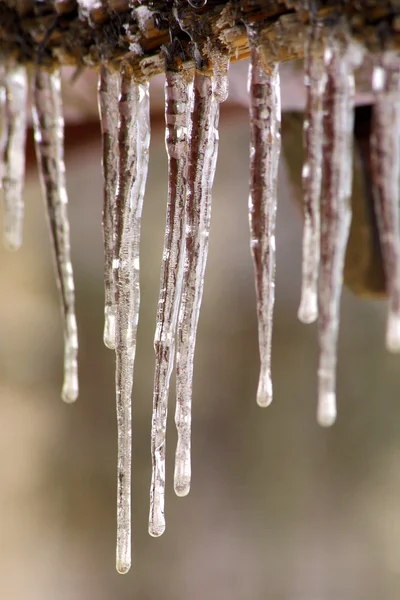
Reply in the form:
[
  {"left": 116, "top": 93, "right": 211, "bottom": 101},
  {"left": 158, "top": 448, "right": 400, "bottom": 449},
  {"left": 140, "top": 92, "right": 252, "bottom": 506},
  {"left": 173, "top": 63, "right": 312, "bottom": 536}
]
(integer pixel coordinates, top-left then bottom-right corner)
[
  {"left": 317, "top": 40, "right": 362, "bottom": 427},
  {"left": 174, "top": 71, "right": 220, "bottom": 503},
  {"left": 298, "top": 23, "right": 326, "bottom": 324},
  {"left": 248, "top": 46, "right": 281, "bottom": 408},
  {"left": 32, "top": 67, "right": 78, "bottom": 404},
  {"left": 370, "top": 53, "right": 400, "bottom": 353},
  {"left": 114, "top": 65, "right": 150, "bottom": 573},
  {"left": 149, "top": 69, "right": 193, "bottom": 537},
  {"left": 2, "top": 63, "right": 28, "bottom": 251},
  {"left": 98, "top": 64, "right": 120, "bottom": 350}
]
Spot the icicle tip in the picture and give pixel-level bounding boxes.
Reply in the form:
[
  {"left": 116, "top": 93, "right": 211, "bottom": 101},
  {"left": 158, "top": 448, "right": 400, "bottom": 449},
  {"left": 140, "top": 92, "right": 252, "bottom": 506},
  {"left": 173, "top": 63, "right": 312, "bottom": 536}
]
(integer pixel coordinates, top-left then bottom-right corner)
[
  {"left": 317, "top": 391, "right": 337, "bottom": 427},
  {"left": 148, "top": 517, "right": 165, "bottom": 538},
  {"left": 256, "top": 367, "right": 273, "bottom": 408},
  {"left": 386, "top": 312, "right": 400, "bottom": 353},
  {"left": 298, "top": 289, "right": 318, "bottom": 324},
  {"left": 174, "top": 454, "right": 191, "bottom": 497},
  {"left": 116, "top": 557, "right": 131, "bottom": 575},
  {"left": 61, "top": 376, "right": 78, "bottom": 403}
]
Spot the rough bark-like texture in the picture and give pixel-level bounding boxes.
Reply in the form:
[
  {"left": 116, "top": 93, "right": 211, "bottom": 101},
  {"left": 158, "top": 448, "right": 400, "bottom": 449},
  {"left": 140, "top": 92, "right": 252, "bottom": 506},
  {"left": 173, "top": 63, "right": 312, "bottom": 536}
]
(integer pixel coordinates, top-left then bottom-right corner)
[{"left": 0, "top": 1, "right": 399, "bottom": 75}]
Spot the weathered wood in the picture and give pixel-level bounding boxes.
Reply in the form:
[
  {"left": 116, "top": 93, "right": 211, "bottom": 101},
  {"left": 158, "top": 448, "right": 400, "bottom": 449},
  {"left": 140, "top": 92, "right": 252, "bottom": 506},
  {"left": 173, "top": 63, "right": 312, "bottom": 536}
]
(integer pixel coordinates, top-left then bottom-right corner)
[{"left": 0, "top": 1, "right": 399, "bottom": 76}]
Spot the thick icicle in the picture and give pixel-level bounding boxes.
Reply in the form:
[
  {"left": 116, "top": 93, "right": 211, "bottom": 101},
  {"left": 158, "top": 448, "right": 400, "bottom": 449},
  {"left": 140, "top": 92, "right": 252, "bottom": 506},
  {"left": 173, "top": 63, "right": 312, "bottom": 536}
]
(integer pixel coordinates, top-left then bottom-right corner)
[
  {"left": 2, "top": 63, "right": 28, "bottom": 251},
  {"left": 173, "top": 71, "right": 219, "bottom": 505},
  {"left": 248, "top": 46, "right": 281, "bottom": 408},
  {"left": 298, "top": 23, "right": 326, "bottom": 324},
  {"left": 32, "top": 68, "right": 78, "bottom": 403},
  {"left": 98, "top": 64, "right": 120, "bottom": 350},
  {"left": 370, "top": 53, "right": 400, "bottom": 352},
  {"left": 149, "top": 69, "right": 193, "bottom": 537},
  {"left": 114, "top": 64, "right": 150, "bottom": 573},
  {"left": 317, "top": 40, "right": 362, "bottom": 427}
]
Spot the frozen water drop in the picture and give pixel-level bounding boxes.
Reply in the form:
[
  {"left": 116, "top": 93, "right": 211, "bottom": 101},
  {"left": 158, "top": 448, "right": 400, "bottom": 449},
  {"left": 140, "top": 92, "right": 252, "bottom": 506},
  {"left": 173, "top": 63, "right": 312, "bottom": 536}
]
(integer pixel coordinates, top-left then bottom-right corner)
[
  {"left": 247, "top": 42, "right": 281, "bottom": 407},
  {"left": 2, "top": 63, "right": 28, "bottom": 251},
  {"left": 317, "top": 390, "right": 337, "bottom": 427},
  {"left": 32, "top": 67, "right": 79, "bottom": 404},
  {"left": 149, "top": 69, "right": 193, "bottom": 534},
  {"left": 114, "top": 64, "right": 150, "bottom": 571},
  {"left": 370, "top": 52, "right": 400, "bottom": 354},
  {"left": 175, "top": 71, "right": 220, "bottom": 501},
  {"left": 298, "top": 23, "right": 326, "bottom": 325},
  {"left": 98, "top": 64, "right": 120, "bottom": 350}
]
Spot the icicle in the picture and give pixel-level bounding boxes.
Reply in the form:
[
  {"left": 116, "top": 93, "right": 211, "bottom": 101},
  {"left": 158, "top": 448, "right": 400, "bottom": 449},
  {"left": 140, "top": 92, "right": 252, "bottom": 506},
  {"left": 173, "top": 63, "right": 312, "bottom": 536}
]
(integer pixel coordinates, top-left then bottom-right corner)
[
  {"left": 317, "top": 40, "right": 362, "bottom": 427},
  {"left": 173, "top": 71, "right": 219, "bottom": 504},
  {"left": 370, "top": 53, "right": 400, "bottom": 352},
  {"left": 98, "top": 63, "right": 120, "bottom": 350},
  {"left": 149, "top": 69, "right": 193, "bottom": 537},
  {"left": 114, "top": 64, "right": 150, "bottom": 573},
  {"left": 2, "top": 63, "right": 27, "bottom": 251},
  {"left": 298, "top": 23, "right": 326, "bottom": 324},
  {"left": 0, "top": 64, "right": 7, "bottom": 188},
  {"left": 248, "top": 45, "right": 281, "bottom": 408},
  {"left": 32, "top": 67, "right": 78, "bottom": 404}
]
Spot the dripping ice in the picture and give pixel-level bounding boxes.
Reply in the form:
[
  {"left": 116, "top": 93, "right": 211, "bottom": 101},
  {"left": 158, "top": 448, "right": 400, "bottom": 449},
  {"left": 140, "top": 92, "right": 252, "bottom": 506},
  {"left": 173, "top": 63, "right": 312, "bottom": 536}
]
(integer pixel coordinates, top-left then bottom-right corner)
[
  {"left": 174, "top": 70, "right": 222, "bottom": 500},
  {"left": 317, "top": 39, "right": 363, "bottom": 427},
  {"left": 114, "top": 65, "right": 150, "bottom": 573},
  {"left": 370, "top": 53, "right": 400, "bottom": 353},
  {"left": 98, "top": 64, "right": 120, "bottom": 350},
  {"left": 1, "top": 62, "right": 28, "bottom": 251},
  {"left": 32, "top": 67, "right": 79, "bottom": 404},
  {"left": 247, "top": 39, "right": 281, "bottom": 408},
  {"left": 149, "top": 69, "right": 193, "bottom": 537},
  {"left": 298, "top": 22, "right": 325, "bottom": 324}
]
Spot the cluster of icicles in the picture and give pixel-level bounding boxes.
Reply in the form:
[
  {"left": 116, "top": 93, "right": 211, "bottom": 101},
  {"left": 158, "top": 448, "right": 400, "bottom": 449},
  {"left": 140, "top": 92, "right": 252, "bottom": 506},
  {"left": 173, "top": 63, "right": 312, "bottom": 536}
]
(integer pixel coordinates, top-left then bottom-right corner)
[{"left": 1, "top": 20, "right": 400, "bottom": 574}]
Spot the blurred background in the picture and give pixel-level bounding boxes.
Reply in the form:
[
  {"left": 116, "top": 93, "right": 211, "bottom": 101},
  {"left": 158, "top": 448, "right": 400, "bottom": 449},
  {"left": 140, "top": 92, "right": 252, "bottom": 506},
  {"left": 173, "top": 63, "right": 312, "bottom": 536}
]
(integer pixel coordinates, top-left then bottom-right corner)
[{"left": 1, "top": 60, "right": 400, "bottom": 599}]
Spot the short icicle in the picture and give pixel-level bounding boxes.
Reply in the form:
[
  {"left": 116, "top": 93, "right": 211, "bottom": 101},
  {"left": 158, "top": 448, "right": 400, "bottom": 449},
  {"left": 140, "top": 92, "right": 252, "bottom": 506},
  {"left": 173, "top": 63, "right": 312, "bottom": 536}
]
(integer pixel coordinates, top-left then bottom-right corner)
[
  {"left": 114, "top": 63, "right": 150, "bottom": 573},
  {"left": 98, "top": 63, "right": 120, "bottom": 350},
  {"left": 2, "top": 63, "right": 28, "bottom": 251},
  {"left": 298, "top": 22, "right": 326, "bottom": 324},
  {"left": 32, "top": 66, "right": 78, "bottom": 404},
  {"left": 248, "top": 45, "right": 281, "bottom": 408},
  {"left": 370, "top": 53, "right": 400, "bottom": 352},
  {"left": 317, "top": 39, "right": 362, "bottom": 427},
  {"left": 174, "top": 70, "right": 220, "bottom": 502},
  {"left": 149, "top": 68, "right": 193, "bottom": 536}
]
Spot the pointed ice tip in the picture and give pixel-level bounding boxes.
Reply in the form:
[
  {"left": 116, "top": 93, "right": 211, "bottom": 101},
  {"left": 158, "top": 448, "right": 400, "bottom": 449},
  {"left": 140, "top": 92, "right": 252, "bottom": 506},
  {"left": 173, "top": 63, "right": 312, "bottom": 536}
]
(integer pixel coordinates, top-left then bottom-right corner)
[
  {"left": 61, "top": 379, "right": 79, "bottom": 403},
  {"left": 174, "top": 477, "right": 191, "bottom": 498},
  {"left": 386, "top": 312, "right": 400, "bottom": 353},
  {"left": 317, "top": 392, "right": 337, "bottom": 427},
  {"left": 298, "top": 289, "right": 318, "bottom": 324},
  {"left": 116, "top": 559, "right": 131, "bottom": 575},
  {"left": 256, "top": 368, "right": 272, "bottom": 407}
]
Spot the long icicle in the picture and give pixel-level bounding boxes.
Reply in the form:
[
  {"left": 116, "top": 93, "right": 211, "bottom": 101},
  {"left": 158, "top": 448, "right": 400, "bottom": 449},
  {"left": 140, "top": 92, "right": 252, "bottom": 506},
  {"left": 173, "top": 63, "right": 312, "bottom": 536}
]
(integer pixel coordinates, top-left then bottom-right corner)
[
  {"left": 0, "top": 64, "right": 7, "bottom": 188},
  {"left": 370, "top": 53, "right": 400, "bottom": 352},
  {"left": 173, "top": 71, "right": 220, "bottom": 506},
  {"left": 32, "top": 66, "right": 78, "bottom": 404},
  {"left": 317, "top": 40, "right": 362, "bottom": 427},
  {"left": 149, "top": 68, "right": 193, "bottom": 537},
  {"left": 298, "top": 22, "right": 325, "bottom": 324},
  {"left": 3, "top": 63, "right": 28, "bottom": 251},
  {"left": 114, "top": 63, "right": 150, "bottom": 573},
  {"left": 98, "top": 63, "right": 120, "bottom": 350},
  {"left": 248, "top": 45, "right": 281, "bottom": 408}
]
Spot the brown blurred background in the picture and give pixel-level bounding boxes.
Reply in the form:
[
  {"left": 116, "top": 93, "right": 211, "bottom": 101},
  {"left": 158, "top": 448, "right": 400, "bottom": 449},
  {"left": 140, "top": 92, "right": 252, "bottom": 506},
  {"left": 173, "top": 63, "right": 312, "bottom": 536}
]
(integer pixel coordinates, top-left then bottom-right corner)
[{"left": 0, "top": 62, "right": 400, "bottom": 599}]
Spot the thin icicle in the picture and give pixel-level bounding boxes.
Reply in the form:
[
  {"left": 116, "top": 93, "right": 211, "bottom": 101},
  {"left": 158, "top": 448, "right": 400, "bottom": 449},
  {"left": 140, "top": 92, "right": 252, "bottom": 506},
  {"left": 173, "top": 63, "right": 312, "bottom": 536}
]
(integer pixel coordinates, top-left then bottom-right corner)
[
  {"left": 149, "top": 69, "right": 193, "bottom": 536},
  {"left": 114, "top": 64, "right": 150, "bottom": 573},
  {"left": 2, "top": 63, "right": 27, "bottom": 251},
  {"left": 248, "top": 46, "right": 281, "bottom": 408},
  {"left": 0, "top": 64, "right": 6, "bottom": 188},
  {"left": 32, "top": 67, "right": 78, "bottom": 404},
  {"left": 317, "top": 40, "right": 362, "bottom": 427},
  {"left": 298, "top": 23, "right": 326, "bottom": 324},
  {"left": 173, "top": 71, "right": 219, "bottom": 505},
  {"left": 370, "top": 53, "right": 400, "bottom": 352},
  {"left": 98, "top": 63, "right": 120, "bottom": 350}
]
